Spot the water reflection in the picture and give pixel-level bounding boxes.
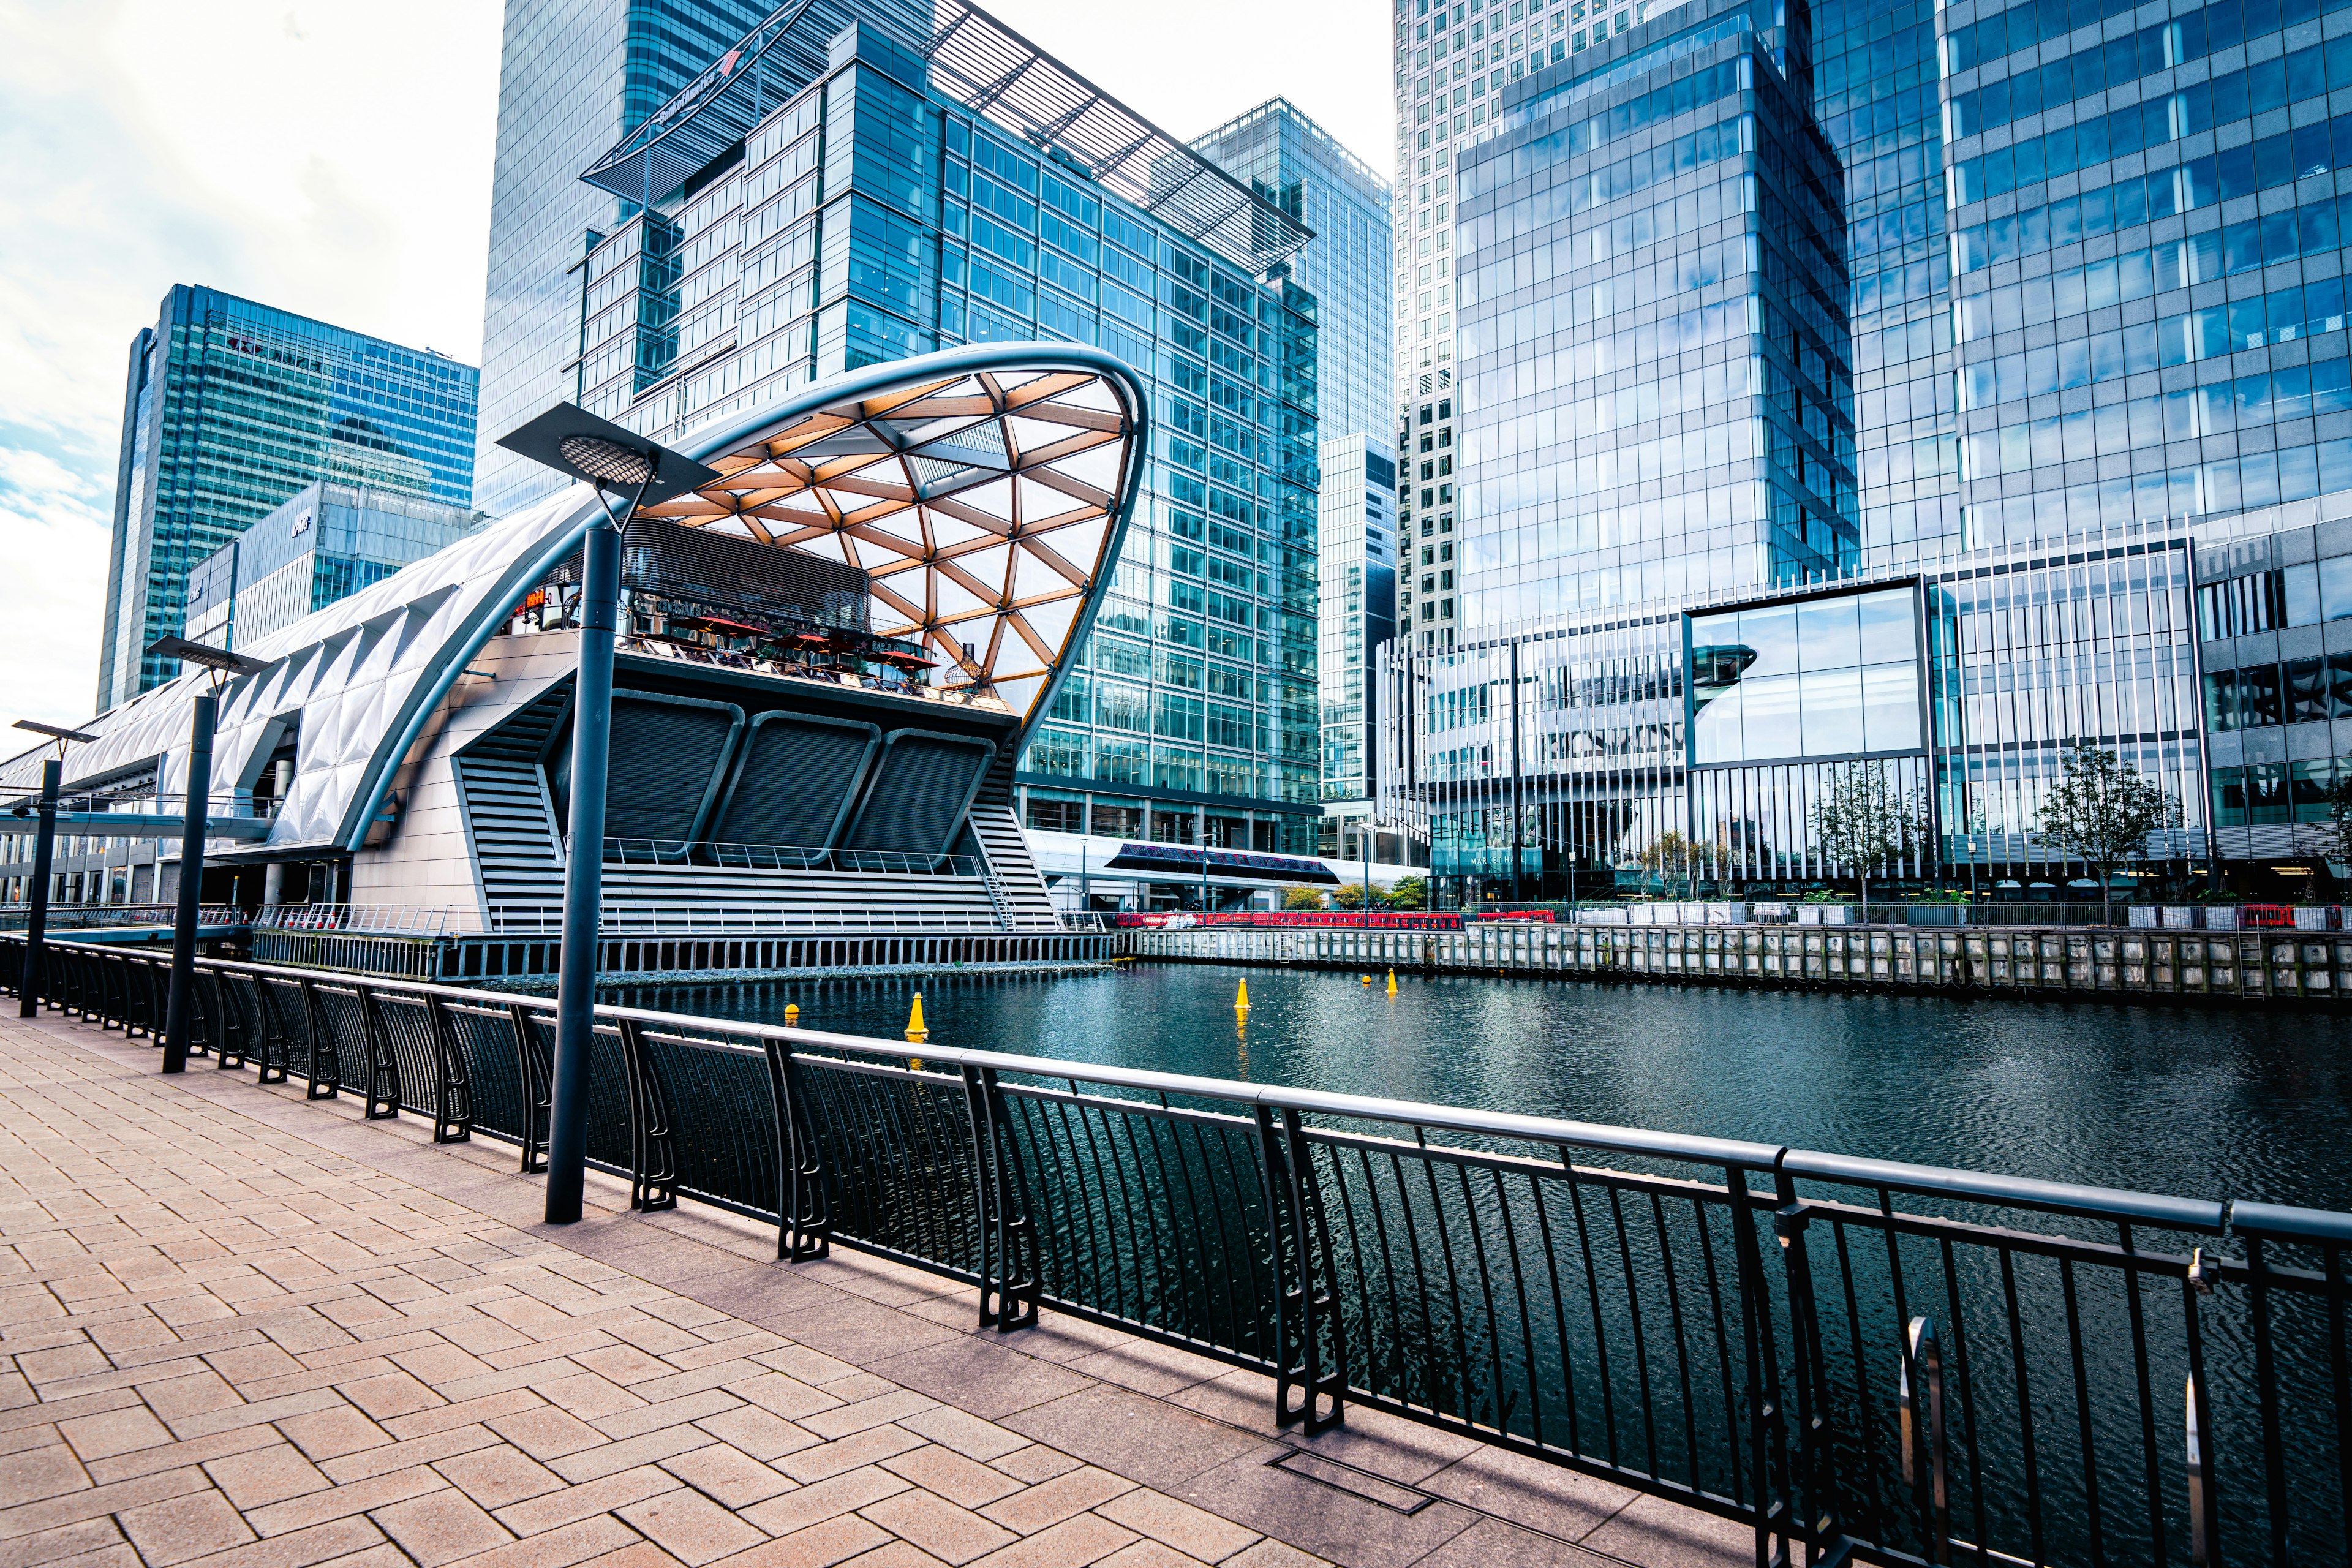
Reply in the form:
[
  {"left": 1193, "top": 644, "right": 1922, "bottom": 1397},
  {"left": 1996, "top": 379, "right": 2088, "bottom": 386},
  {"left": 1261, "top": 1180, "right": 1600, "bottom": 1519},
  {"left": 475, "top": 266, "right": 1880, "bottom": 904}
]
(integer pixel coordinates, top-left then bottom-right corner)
[{"left": 623, "top": 963, "right": 2352, "bottom": 1213}]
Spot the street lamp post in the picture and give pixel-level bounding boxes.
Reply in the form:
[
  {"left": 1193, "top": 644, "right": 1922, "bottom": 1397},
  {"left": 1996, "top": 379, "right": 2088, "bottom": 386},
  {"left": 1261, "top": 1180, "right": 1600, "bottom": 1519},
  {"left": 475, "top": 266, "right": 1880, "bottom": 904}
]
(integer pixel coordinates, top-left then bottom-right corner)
[
  {"left": 143, "top": 638, "right": 266, "bottom": 1073},
  {"left": 496, "top": 405, "right": 713, "bottom": 1226},
  {"left": 8, "top": 720, "right": 94, "bottom": 1020}
]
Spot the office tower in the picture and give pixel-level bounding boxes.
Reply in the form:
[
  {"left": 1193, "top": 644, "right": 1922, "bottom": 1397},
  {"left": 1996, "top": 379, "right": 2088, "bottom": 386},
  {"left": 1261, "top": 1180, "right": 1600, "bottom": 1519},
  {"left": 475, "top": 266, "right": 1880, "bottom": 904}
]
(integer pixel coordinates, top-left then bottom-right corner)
[
  {"left": 492, "top": 3, "right": 1325, "bottom": 854},
  {"left": 1377, "top": 0, "right": 2241, "bottom": 900},
  {"left": 1193, "top": 99, "right": 1396, "bottom": 453},
  {"left": 475, "top": 0, "right": 780, "bottom": 520},
  {"left": 97, "top": 285, "right": 478, "bottom": 711},
  {"left": 1810, "top": 0, "right": 1958, "bottom": 564},
  {"left": 183, "top": 481, "right": 483, "bottom": 652},
  {"left": 1191, "top": 99, "right": 1401, "bottom": 829},
  {"left": 1316, "top": 435, "right": 1400, "bottom": 814},
  {"left": 1456, "top": 0, "right": 1857, "bottom": 620}
]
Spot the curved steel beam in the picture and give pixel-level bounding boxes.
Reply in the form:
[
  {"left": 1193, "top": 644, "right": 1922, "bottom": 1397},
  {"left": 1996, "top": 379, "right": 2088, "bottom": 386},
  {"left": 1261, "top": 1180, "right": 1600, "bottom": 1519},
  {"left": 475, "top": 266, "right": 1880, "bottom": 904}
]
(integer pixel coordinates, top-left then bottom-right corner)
[{"left": 341, "top": 341, "right": 1149, "bottom": 853}]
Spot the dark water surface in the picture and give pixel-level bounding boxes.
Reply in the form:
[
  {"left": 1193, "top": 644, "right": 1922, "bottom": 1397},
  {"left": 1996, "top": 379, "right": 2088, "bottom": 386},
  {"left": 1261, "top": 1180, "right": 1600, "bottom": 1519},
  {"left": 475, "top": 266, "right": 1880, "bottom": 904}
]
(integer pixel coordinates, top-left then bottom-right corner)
[{"left": 626, "top": 962, "right": 2352, "bottom": 1214}]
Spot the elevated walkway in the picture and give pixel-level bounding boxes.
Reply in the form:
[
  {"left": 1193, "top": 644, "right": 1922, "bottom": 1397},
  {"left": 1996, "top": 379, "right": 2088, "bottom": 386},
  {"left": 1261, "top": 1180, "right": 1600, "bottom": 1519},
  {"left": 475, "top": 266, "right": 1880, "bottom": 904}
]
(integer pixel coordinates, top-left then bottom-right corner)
[{"left": 0, "top": 1003, "right": 1744, "bottom": 1568}]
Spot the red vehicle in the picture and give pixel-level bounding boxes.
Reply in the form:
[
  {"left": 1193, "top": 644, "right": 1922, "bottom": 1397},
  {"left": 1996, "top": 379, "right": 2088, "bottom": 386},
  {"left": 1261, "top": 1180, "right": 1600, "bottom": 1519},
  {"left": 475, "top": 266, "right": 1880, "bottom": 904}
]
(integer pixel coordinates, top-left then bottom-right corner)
[
  {"left": 2239, "top": 903, "right": 2294, "bottom": 929},
  {"left": 1468, "top": 908, "right": 1555, "bottom": 923},
  {"left": 1112, "top": 910, "right": 1464, "bottom": 930}
]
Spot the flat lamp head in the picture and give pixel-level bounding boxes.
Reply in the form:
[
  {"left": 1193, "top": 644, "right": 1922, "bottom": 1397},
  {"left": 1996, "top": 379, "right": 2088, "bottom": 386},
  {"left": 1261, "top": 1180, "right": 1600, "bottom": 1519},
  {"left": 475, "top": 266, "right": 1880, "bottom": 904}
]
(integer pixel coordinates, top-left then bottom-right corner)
[
  {"left": 496, "top": 403, "right": 716, "bottom": 506},
  {"left": 145, "top": 635, "right": 269, "bottom": 677},
  {"left": 12, "top": 718, "right": 99, "bottom": 745}
]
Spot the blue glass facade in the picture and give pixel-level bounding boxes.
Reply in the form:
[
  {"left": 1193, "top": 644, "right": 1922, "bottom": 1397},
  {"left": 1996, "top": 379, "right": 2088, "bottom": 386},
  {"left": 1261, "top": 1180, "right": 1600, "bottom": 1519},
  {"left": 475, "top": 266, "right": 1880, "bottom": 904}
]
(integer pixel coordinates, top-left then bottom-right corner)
[
  {"left": 475, "top": 0, "right": 777, "bottom": 520},
  {"left": 1190, "top": 99, "right": 1401, "bottom": 815},
  {"left": 97, "top": 285, "right": 478, "bottom": 710},
  {"left": 550, "top": 15, "right": 1325, "bottom": 850},
  {"left": 1455, "top": 0, "right": 1860, "bottom": 619},
  {"left": 183, "top": 481, "right": 484, "bottom": 652}
]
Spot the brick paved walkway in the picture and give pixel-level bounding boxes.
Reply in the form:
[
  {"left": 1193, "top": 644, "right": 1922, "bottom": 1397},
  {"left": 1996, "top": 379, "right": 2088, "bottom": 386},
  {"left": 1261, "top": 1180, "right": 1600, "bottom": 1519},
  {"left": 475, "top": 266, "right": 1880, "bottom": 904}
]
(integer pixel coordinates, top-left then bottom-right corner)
[{"left": 0, "top": 1009, "right": 1749, "bottom": 1568}]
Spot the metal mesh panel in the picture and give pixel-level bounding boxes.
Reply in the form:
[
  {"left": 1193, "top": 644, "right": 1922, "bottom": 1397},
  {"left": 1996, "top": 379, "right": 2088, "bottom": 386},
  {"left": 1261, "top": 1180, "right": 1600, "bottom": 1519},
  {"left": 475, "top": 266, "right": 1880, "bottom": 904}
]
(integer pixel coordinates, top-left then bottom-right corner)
[
  {"left": 714, "top": 719, "right": 876, "bottom": 848},
  {"left": 839, "top": 736, "right": 990, "bottom": 854}
]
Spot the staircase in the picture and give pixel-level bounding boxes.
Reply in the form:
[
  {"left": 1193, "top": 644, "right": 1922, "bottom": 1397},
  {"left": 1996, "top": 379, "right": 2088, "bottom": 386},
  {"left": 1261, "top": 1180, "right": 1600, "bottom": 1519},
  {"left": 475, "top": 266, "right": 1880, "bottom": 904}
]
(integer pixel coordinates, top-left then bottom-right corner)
[
  {"left": 451, "top": 684, "right": 570, "bottom": 929},
  {"left": 967, "top": 751, "right": 1061, "bottom": 930}
]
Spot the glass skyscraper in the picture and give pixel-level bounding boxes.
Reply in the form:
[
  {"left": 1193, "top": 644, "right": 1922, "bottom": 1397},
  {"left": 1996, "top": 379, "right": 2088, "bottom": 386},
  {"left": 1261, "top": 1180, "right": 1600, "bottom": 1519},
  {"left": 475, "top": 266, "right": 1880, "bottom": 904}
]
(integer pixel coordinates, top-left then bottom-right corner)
[
  {"left": 184, "top": 481, "right": 484, "bottom": 652},
  {"left": 97, "top": 285, "right": 478, "bottom": 711},
  {"left": 490, "top": 2, "right": 1327, "bottom": 853},
  {"left": 1378, "top": 0, "right": 2332, "bottom": 897},
  {"left": 476, "top": 0, "right": 779, "bottom": 520},
  {"left": 1191, "top": 99, "right": 1401, "bottom": 821}
]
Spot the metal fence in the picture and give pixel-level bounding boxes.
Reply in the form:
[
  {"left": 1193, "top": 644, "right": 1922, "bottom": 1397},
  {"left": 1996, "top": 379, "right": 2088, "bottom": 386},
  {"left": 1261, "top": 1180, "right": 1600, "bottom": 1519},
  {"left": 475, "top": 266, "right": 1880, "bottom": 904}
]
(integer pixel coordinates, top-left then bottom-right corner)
[
  {"left": 601, "top": 840, "right": 983, "bottom": 876},
  {"left": 5, "top": 931, "right": 2348, "bottom": 1567},
  {"left": 0, "top": 903, "right": 243, "bottom": 932}
]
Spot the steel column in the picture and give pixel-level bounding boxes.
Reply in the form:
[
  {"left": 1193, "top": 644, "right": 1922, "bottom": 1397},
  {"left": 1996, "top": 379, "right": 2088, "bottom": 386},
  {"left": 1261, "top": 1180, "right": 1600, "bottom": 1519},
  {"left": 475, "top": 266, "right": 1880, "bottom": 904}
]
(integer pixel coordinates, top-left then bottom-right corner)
[
  {"left": 17, "top": 760, "right": 58, "bottom": 1018},
  {"left": 546, "top": 521, "right": 621, "bottom": 1223}
]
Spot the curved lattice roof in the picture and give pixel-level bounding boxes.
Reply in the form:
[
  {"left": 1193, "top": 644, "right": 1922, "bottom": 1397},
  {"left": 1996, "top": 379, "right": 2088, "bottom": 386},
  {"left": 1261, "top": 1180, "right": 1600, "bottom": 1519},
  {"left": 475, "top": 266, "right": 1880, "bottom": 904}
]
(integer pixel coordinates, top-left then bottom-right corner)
[
  {"left": 644, "top": 348, "right": 1145, "bottom": 724},
  {"left": 1, "top": 344, "right": 1147, "bottom": 856}
]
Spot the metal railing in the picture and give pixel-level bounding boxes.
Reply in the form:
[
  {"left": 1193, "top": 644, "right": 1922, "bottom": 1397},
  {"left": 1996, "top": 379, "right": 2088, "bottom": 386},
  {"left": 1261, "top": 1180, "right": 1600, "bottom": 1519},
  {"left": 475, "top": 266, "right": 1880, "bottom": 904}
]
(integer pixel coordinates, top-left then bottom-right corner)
[
  {"left": 7, "top": 930, "right": 2350, "bottom": 1567},
  {"left": 488, "top": 904, "right": 1019, "bottom": 937},
  {"left": 0, "top": 903, "right": 243, "bottom": 932},
  {"left": 601, "top": 840, "right": 982, "bottom": 877},
  {"left": 251, "top": 903, "right": 454, "bottom": 935}
]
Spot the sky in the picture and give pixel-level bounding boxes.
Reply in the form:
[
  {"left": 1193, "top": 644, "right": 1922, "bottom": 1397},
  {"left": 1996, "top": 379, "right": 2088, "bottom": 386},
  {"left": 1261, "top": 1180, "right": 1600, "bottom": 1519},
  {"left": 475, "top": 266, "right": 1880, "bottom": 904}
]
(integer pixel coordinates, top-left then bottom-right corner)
[{"left": 0, "top": 0, "right": 1393, "bottom": 736}]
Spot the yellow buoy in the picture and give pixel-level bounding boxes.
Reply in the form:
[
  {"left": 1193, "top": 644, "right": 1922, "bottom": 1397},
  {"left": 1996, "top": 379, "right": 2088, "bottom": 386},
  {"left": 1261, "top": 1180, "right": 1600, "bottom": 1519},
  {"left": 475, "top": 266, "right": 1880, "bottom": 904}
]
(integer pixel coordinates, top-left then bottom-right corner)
[
  {"left": 784, "top": 1003, "right": 801, "bottom": 1026},
  {"left": 1234, "top": 978, "right": 1250, "bottom": 1011},
  {"left": 905, "top": 992, "right": 929, "bottom": 1043},
  {"left": 1386, "top": 968, "right": 1398, "bottom": 995},
  {"left": 1361, "top": 974, "right": 1372, "bottom": 986}
]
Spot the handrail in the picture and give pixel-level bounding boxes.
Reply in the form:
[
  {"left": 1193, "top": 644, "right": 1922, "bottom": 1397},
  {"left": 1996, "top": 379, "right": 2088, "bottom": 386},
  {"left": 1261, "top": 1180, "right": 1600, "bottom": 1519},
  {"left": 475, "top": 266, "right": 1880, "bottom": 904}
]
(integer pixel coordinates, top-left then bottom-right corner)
[
  {"left": 484, "top": 905, "right": 1035, "bottom": 935},
  {"left": 600, "top": 839, "right": 981, "bottom": 876},
  {"left": 12, "top": 933, "right": 2350, "bottom": 1567},
  {"left": 251, "top": 903, "right": 454, "bottom": 935},
  {"left": 45, "top": 944, "right": 2290, "bottom": 1212}
]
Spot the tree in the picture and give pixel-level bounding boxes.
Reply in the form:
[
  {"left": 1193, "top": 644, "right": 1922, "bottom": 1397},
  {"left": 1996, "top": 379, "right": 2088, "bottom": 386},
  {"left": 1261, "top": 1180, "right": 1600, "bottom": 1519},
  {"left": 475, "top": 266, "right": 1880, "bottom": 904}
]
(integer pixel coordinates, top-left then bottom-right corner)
[
  {"left": 1811, "top": 761, "right": 1929, "bottom": 919},
  {"left": 1281, "top": 884, "right": 1327, "bottom": 911},
  {"left": 2032, "top": 739, "right": 2182, "bottom": 924},
  {"left": 1637, "top": 831, "right": 1696, "bottom": 898},
  {"left": 1332, "top": 881, "right": 1387, "bottom": 910},
  {"left": 1384, "top": 874, "right": 1429, "bottom": 910}
]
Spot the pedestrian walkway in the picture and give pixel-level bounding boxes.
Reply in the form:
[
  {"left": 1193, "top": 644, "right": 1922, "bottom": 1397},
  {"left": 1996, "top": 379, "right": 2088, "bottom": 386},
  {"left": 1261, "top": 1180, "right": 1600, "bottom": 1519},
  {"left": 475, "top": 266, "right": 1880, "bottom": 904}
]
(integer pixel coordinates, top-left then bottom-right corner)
[{"left": 0, "top": 1009, "right": 1749, "bottom": 1568}]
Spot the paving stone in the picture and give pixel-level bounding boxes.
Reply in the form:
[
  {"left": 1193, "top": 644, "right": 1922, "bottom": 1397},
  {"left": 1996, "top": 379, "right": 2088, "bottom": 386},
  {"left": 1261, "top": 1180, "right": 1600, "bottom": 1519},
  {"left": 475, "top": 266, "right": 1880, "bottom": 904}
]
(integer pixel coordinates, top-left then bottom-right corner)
[
  {"left": 963, "top": 1512, "right": 1136, "bottom": 1568},
  {"left": 615, "top": 1489, "right": 767, "bottom": 1565},
  {"left": 978, "top": 1466, "right": 1135, "bottom": 1535},
  {"left": 0, "top": 1441, "right": 89, "bottom": 1506},
  {"left": 658, "top": 1442, "right": 796, "bottom": 1509},
  {"left": 431, "top": 1443, "right": 565, "bottom": 1509},
  {"left": 711, "top": 1515, "right": 889, "bottom": 1568},
  {"left": 371, "top": 1490, "right": 514, "bottom": 1567},
  {"left": 1095, "top": 1490, "right": 1259, "bottom": 1563},
  {"left": 858, "top": 1490, "right": 1017, "bottom": 1566},
  {"left": 876, "top": 1447, "right": 1022, "bottom": 1511},
  {"left": 202, "top": 1443, "right": 332, "bottom": 1509},
  {"left": 54, "top": 1404, "right": 170, "bottom": 1462},
  {"left": 115, "top": 1490, "right": 255, "bottom": 1566}
]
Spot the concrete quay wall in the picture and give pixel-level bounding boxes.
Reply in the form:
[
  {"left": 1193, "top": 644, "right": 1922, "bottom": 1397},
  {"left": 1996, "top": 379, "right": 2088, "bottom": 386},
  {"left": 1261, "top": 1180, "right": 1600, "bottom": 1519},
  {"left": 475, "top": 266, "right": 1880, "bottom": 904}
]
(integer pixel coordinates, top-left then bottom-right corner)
[{"left": 1133, "top": 922, "right": 2352, "bottom": 1004}]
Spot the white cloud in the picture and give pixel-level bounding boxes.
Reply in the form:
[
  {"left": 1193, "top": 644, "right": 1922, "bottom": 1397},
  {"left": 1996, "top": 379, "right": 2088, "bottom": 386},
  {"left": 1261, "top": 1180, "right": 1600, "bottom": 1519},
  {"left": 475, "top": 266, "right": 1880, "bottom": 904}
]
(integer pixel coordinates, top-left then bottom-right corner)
[
  {"left": 0, "top": 0, "right": 499, "bottom": 729},
  {"left": 0, "top": 0, "right": 1390, "bottom": 733}
]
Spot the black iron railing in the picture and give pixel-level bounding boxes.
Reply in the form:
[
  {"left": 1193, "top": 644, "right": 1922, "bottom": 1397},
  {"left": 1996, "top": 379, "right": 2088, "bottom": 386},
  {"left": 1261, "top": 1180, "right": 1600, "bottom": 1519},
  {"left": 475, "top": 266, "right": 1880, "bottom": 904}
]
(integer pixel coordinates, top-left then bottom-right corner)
[{"left": 5, "top": 932, "right": 2348, "bottom": 1567}]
